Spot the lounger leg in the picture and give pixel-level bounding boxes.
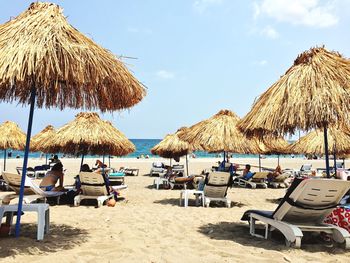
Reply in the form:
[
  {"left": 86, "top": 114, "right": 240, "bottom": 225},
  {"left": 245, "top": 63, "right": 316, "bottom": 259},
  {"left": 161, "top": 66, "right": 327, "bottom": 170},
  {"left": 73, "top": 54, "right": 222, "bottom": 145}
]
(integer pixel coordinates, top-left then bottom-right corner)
[
  {"left": 45, "top": 209, "right": 50, "bottom": 234},
  {"left": 37, "top": 207, "right": 45, "bottom": 240},
  {"left": 179, "top": 191, "right": 183, "bottom": 206}
]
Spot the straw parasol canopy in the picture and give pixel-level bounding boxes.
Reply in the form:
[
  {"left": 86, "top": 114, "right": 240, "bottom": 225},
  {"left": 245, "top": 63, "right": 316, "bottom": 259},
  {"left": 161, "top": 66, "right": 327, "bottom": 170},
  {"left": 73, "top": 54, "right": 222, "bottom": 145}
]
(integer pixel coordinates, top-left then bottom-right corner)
[
  {"left": 256, "top": 136, "right": 290, "bottom": 155},
  {"left": 238, "top": 47, "right": 350, "bottom": 137},
  {"left": 178, "top": 109, "right": 260, "bottom": 153},
  {"left": 289, "top": 128, "right": 350, "bottom": 155},
  {"left": 30, "top": 125, "right": 56, "bottom": 152},
  {"left": 151, "top": 128, "right": 192, "bottom": 158},
  {"left": 0, "top": 121, "right": 26, "bottom": 150},
  {"left": 40, "top": 112, "right": 135, "bottom": 156},
  {"left": 0, "top": 2, "right": 146, "bottom": 111}
]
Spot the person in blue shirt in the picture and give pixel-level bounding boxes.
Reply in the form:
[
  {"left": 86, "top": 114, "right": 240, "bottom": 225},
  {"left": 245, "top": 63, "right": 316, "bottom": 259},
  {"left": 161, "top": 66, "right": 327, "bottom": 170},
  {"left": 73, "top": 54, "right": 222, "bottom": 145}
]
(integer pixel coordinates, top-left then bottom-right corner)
[{"left": 242, "top": 164, "right": 254, "bottom": 180}]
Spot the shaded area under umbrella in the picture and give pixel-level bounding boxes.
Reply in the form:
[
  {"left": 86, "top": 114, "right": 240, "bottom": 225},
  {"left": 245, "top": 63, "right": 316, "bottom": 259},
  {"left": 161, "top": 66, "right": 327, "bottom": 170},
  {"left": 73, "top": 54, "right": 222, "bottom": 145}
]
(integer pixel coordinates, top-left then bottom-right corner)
[{"left": 0, "top": 2, "right": 145, "bottom": 236}]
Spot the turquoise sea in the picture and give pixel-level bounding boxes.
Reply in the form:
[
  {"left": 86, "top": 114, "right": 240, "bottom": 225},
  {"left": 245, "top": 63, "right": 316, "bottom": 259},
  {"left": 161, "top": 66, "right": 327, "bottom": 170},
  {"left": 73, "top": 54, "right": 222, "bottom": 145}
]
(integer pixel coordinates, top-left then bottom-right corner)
[{"left": 0, "top": 139, "right": 297, "bottom": 159}]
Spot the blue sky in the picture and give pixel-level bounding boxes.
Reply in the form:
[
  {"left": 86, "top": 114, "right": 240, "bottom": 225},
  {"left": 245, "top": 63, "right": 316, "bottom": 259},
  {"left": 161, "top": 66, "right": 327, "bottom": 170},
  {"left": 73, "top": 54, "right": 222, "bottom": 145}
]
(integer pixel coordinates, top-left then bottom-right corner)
[{"left": 1, "top": 0, "right": 350, "bottom": 139}]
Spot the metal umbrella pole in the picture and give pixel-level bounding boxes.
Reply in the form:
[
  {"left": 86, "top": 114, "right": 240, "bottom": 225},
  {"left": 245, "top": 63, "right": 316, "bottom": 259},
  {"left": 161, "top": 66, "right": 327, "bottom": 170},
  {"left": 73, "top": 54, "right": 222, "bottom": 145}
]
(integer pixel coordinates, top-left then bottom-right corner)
[
  {"left": 186, "top": 154, "right": 189, "bottom": 176},
  {"left": 3, "top": 149, "right": 6, "bottom": 171},
  {"left": 15, "top": 87, "right": 36, "bottom": 237},
  {"left": 79, "top": 154, "right": 85, "bottom": 172},
  {"left": 323, "top": 126, "right": 331, "bottom": 178},
  {"left": 258, "top": 154, "right": 261, "bottom": 172}
]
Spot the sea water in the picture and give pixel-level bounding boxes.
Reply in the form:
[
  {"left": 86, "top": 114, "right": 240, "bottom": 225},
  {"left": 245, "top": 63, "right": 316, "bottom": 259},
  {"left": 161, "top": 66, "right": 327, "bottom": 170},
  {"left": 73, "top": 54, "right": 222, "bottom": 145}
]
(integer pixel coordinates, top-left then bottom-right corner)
[{"left": 0, "top": 139, "right": 297, "bottom": 159}]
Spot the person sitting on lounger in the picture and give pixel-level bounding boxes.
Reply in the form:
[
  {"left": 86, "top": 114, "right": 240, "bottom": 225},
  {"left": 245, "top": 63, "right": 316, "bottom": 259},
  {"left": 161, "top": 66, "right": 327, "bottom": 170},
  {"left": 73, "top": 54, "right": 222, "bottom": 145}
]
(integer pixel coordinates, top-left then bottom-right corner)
[
  {"left": 242, "top": 164, "right": 254, "bottom": 180},
  {"left": 267, "top": 165, "right": 290, "bottom": 187},
  {"left": 40, "top": 162, "right": 65, "bottom": 191}
]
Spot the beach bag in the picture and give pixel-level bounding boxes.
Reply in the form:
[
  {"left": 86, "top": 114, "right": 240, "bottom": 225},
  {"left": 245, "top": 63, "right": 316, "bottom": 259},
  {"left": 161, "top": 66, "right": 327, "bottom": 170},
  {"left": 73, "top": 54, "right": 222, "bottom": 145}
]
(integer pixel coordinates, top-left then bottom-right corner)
[{"left": 324, "top": 206, "right": 350, "bottom": 233}]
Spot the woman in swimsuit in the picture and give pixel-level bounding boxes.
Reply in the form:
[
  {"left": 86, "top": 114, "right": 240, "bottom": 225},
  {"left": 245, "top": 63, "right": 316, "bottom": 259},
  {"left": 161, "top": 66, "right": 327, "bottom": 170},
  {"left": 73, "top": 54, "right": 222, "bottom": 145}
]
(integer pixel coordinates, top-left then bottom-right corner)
[{"left": 40, "top": 162, "right": 64, "bottom": 191}]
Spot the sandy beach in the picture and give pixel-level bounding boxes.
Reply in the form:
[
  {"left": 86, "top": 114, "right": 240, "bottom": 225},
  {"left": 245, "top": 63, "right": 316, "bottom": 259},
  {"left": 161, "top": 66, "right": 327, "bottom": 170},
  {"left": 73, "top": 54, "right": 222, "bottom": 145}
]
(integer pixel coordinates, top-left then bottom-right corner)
[{"left": 0, "top": 157, "right": 349, "bottom": 263}]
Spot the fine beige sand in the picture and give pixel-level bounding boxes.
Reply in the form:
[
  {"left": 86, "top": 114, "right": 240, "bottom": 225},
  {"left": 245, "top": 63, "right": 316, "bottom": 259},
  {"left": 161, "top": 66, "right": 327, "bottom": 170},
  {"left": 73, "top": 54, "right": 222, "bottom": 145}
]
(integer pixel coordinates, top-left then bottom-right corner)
[{"left": 0, "top": 157, "right": 349, "bottom": 263}]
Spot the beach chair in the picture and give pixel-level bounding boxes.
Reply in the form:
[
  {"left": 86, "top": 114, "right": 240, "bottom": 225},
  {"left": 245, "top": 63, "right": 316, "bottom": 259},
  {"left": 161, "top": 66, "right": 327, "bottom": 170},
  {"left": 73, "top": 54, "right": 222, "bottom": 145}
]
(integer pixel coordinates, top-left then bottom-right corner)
[
  {"left": 299, "top": 164, "right": 312, "bottom": 176},
  {"left": 236, "top": 172, "right": 268, "bottom": 189},
  {"left": 268, "top": 172, "right": 292, "bottom": 188},
  {"left": 150, "top": 162, "right": 166, "bottom": 176},
  {"left": 74, "top": 172, "right": 113, "bottom": 207},
  {"left": 202, "top": 171, "right": 231, "bottom": 207},
  {"left": 241, "top": 178, "right": 350, "bottom": 248},
  {"left": 1, "top": 172, "right": 64, "bottom": 204},
  {"left": 172, "top": 164, "right": 185, "bottom": 174}
]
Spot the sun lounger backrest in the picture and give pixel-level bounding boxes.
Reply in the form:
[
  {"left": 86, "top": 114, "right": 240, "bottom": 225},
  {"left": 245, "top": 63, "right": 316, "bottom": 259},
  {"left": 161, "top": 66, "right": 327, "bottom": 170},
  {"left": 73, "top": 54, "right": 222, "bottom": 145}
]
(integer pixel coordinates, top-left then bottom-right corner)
[
  {"left": 252, "top": 172, "right": 269, "bottom": 179},
  {"left": 273, "top": 179, "right": 350, "bottom": 223},
  {"left": 204, "top": 172, "right": 230, "bottom": 198},
  {"left": 2, "top": 172, "right": 34, "bottom": 195},
  {"left": 300, "top": 164, "right": 312, "bottom": 171},
  {"left": 79, "top": 172, "right": 109, "bottom": 196}
]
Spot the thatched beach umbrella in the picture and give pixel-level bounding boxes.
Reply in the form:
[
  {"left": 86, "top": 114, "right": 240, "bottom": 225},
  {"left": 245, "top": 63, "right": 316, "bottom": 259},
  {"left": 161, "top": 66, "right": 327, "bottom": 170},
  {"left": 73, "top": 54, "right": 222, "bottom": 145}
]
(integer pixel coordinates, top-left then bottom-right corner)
[
  {"left": 0, "top": 2, "right": 145, "bottom": 236},
  {"left": 289, "top": 128, "right": 350, "bottom": 172},
  {"left": 151, "top": 127, "right": 192, "bottom": 175},
  {"left": 254, "top": 136, "right": 290, "bottom": 170},
  {"left": 178, "top": 110, "right": 260, "bottom": 163},
  {"left": 238, "top": 47, "right": 350, "bottom": 177},
  {"left": 40, "top": 112, "right": 135, "bottom": 168},
  {"left": 31, "top": 125, "right": 56, "bottom": 164},
  {"left": 0, "top": 121, "right": 26, "bottom": 171}
]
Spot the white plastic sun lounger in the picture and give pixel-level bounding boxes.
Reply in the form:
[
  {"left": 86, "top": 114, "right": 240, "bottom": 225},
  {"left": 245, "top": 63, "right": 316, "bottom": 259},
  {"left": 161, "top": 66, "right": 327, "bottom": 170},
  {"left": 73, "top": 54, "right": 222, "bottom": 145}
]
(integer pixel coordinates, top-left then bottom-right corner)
[
  {"left": 2, "top": 172, "right": 64, "bottom": 204},
  {"left": 74, "top": 172, "right": 116, "bottom": 207},
  {"left": 202, "top": 171, "right": 231, "bottom": 208},
  {"left": 236, "top": 172, "right": 268, "bottom": 189},
  {"left": 241, "top": 178, "right": 350, "bottom": 248}
]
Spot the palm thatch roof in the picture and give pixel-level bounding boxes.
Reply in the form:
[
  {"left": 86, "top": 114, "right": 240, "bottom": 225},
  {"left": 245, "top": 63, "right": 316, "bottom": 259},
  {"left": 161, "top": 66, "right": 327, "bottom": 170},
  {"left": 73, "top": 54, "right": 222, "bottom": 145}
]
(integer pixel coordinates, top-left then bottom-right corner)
[
  {"left": 0, "top": 2, "right": 146, "bottom": 111},
  {"left": 40, "top": 112, "right": 135, "bottom": 156},
  {"left": 255, "top": 136, "right": 290, "bottom": 155},
  {"left": 30, "top": 125, "right": 55, "bottom": 152},
  {"left": 178, "top": 109, "right": 260, "bottom": 153},
  {"left": 151, "top": 127, "right": 192, "bottom": 158},
  {"left": 238, "top": 47, "right": 350, "bottom": 137},
  {"left": 0, "top": 121, "right": 26, "bottom": 150},
  {"left": 289, "top": 128, "right": 350, "bottom": 155}
]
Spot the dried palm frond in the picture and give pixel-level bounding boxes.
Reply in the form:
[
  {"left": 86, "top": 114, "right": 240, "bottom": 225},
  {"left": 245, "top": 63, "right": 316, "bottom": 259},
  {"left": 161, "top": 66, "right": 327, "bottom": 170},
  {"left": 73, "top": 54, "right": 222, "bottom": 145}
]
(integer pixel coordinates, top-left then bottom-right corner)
[
  {"left": 30, "top": 125, "right": 55, "bottom": 152},
  {"left": 40, "top": 112, "right": 135, "bottom": 156},
  {"left": 289, "top": 128, "right": 350, "bottom": 155},
  {"left": 0, "top": 2, "right": 146, "bottom": 111},
  {"left": 151, "top": 127, "right": 192, "bottom": 158},
  {"left": 0, "top": 121, "right": 26, "bottom": 150},
  {"left": 238, "top": 47, "right": 350, "bottom": 137},
  {"left": 178, "top": 109, "right": 260, "bottom": 153}
]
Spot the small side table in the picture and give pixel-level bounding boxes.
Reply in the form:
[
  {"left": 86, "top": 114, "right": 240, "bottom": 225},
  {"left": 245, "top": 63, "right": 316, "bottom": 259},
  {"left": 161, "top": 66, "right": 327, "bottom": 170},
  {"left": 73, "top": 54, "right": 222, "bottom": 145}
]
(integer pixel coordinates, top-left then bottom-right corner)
[
  {"left": 0, "top": 203, "right": 50, "bottom": 240},
  {"left": 179, "top": 190, "right": 204, "bottom": 207},
  {"left": 154, "top": 177, "right": 168, "bottom": 190}
]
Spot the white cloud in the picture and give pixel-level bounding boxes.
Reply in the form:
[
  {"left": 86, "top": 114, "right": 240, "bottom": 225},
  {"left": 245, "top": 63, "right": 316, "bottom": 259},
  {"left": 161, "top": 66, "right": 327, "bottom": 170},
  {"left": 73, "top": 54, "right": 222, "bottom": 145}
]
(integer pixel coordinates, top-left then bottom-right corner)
[
  {"left": 156, "top": 70, "right": 175, "bottom": 80},
  {"left": 260, "top": 25, "right": 279, "bottom": 39},
  {"left": 193, "top": 0, "right": 223, "bottom": 13},
  {"left": 254, "top": 60, "right": 268, "bottom": 66},
  {"left": 254, "top": 0, "right": 338, "bottom": 28}
]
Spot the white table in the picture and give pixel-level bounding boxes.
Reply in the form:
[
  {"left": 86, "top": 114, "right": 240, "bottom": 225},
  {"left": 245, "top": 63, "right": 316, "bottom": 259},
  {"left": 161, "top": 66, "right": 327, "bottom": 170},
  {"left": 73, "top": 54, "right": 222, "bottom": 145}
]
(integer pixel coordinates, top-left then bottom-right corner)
[
  {"left": 0, "top": 203, "right": 50, "bottom": 240},
  {"left": 179, "top": 190, "right": 204, "bottom": 207},
  {"left": 154, "top": 177, "right": 168, "bottom": 190}
]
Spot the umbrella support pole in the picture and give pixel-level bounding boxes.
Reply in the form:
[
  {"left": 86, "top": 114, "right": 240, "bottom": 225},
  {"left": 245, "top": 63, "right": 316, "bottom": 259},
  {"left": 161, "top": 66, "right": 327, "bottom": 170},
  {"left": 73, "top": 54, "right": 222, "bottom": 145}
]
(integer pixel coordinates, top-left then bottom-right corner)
[
  {"left": 80, "top": 154, "right": 85, "bottom": 172},
  {"left": 45, "top": 153, "right": 48, "bottom": 165},
  {"left": 186, "top": 154, "right": 189, "bottom": 176},
  {"left": 344, "top": 158, "right": 346, "bottom": 169},
  {"left": 3, "top": 149, "right": 6, "bottom": 171},
  {"left": 277, "top": 154, "right": 280, "bottom": 167},
  {"left": 334, "top": 150, "right": 337, "bottom": 177},
  {"left": 108, "top": 155, "right": 111, "bottom": 168},
  {"left": 324, "top": 126, "right": 331, "bottom": 178},
  {"left": 102, "top": 155, "right": 105, "bottom": 175},
  {"left": 258, "top": 154, "right": 261, "bottom": 172},
  {"left": 15, "top": 86, "right": 36, "bottom": 238}
]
